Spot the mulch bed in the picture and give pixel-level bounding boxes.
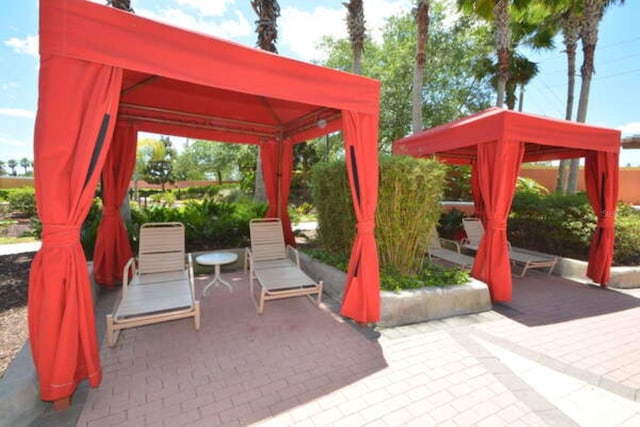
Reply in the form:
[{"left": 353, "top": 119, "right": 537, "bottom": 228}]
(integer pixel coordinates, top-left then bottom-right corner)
[{"left": 0, "top": 252, "right": 33, "bottom": 378}]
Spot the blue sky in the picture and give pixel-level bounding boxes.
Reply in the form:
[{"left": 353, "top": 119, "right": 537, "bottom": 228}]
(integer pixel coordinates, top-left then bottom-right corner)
[{"left": 1, "top": 0, "right": 639, "bottom": 166}]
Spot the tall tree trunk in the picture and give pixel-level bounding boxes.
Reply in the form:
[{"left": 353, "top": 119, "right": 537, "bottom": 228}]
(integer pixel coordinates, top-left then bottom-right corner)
[
  {"left": 494, "top": 0, "right": 511, "bottom": 108},
  {"left": 344, "top": 0, "right": 366, "bottom": 75},
  {"left": 569, "top": 0, "right": 602, "bottom": 194},
  {"left": 557, "top": 12, "right": 580, "bottom": 194},
  {"left": 411, "top": 1, "right": 430, "bottom": 133},
  {"left": 251, "top": 1, "right": 281, "bottom": 202},
  {"left": 517, "top": 84, "right": 524, "bottom": 112}
]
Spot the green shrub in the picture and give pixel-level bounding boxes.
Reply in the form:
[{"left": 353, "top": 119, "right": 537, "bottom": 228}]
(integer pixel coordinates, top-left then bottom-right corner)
[
  {"left": 312, "top": 155, "right": 453, "bottom": 283},
  {"left": 376, "top": 156, "right": 446, "bottom": 276},
  {"left": 311, "top": 161, "right": 356, "bottom": 254},
  {"left": 7, "top": 187, "right": 37, "bottom": 218},
  {"left": 303, "top": 248, "right": 468, "bottom": 292},
  {"left": 380, "top": 262, "right": 469, "bottom": 292},
  {"left": 129, "top": 198, "right": 266, "bottom": 252},
  {"left": 438, "top": 208, "right": 466, "bottom": 240},
  {"left": 81, "top": 198, "right": 103, "bottom": 260},
  {"left": 149, "top": 191, "right": 176, "bottom": 207},
  {"left": 508, "top": 192, "right": 640, "bottom": 266}
]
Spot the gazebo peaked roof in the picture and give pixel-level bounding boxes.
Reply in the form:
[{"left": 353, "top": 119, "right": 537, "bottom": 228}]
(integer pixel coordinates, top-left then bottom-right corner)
[
  {"left": 32, "top": 0, "right": 381, "bottom": 406},
  {"left": 394, "top": 107, "right": 620, "bottom": 163},
  {"left": 393, "top": 107, "right": 620, "bottom": 311}
]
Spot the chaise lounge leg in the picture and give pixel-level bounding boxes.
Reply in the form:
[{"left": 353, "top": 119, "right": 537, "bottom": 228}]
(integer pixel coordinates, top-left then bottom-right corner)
[
  {"left": 106, "top": 314, "right": 119, "bottom": 347},
  {"left": 194, "top": 301, "right": 201, "bottom": 330}
]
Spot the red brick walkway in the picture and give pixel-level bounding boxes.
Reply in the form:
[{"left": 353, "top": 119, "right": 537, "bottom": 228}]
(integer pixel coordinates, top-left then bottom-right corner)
[{"left": 69, "top": 271, "right": 640, "bottom": 426}]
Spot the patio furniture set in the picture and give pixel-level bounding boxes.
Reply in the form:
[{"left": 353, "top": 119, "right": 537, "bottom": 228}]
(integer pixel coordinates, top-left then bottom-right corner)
[
  {"left": 428, "top": 217, "right": 558, "bottom": 277},
  {"left": 106, "top": 219, "right": 323, "bottom": 346}
]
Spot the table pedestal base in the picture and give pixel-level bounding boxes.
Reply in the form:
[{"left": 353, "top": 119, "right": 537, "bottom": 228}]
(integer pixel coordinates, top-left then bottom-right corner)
[{"left": 202, "top": 264, "right": 233, "bottom": 295}]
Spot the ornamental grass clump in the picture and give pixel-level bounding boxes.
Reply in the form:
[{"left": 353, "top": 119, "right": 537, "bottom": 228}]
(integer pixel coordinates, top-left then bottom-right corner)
[
  {"left": 376, "top": 156, "right": 446, "bottom": 276},
  {"left": 312, "top": 155, "right": 466, "bottom": 289}
]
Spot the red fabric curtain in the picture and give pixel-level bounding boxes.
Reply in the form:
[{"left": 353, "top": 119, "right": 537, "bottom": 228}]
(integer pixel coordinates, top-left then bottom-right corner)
[
  {"left": 260, "top": 140, "right": 295, "bottom": 245},
  {"left": 93, "top": 123, "right": 137, "bottom": 286},
  {"left": 471, "top": 139, "right": 524, "bottom": 302},
  {"left": 340, "top": 111, "right": 381, "bottom": 323},
  {"left": 585, "top": 151, "right": 619, "bottom": 285},
  {"left": 470, "top": 160, "right": 485, "bottom": 221},
  {"left": 28, "top": 56, "right": 122, "bottom": 401}
]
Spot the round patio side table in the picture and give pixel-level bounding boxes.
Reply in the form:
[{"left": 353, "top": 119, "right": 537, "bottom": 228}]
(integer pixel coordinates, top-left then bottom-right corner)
[{"left": 196, "top": 252, "right": 238, "bottom": 296}]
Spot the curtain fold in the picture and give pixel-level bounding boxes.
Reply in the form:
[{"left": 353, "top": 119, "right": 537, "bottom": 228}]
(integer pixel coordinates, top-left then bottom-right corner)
[
  {"left": 471, "top": 139, "right": 524, "bottom": 302},
  {"left": 470, "top": 160, "right": 485, "bottom": 222},
  {"left": 93, "top": 123, "right": 137, "bottom": 286},
  {"left": 340, "top": 111, "right": 381, "bottom": 323},
  {"left": 260, "top": 140, "right": 295, "bottom": 245},
  {"left": 28, "top": 56, "right": 122, "bottom": 401},
  {"left": 585, "top": 151, "right": 619, "bottom": 285}
]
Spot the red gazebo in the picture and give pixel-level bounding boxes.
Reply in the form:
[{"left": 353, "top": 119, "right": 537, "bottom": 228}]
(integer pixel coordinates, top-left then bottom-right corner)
[
  {"left": 31, "top": 0, "right": 381, "bottom": 406},
  {"left": 393, "top": 107, "right": 621, "bottom": 302}
]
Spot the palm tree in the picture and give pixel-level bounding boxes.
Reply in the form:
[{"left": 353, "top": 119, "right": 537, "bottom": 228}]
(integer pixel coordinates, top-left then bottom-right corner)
[
  {"left": 412, "top": 0, "right": 430, "bottom": 133},
  {"left": 344, "top": 0, "right": 366, "bottom": 75},
  {"left": 566, "top": 0, "right": 624, "bottom": 193},
  {"left": 7, "top": 159, "right": 17, "bottom": 176},
  {"left": 458, "top": 0, "right": 513, "bottom": 107},
  {"left": 251, "top": 1, "right": 280, "bottom": 203},
  {"left": 106, "top": 0, "right": 133, "bottom": 12},
  {"left": 552, "top": 2, "right": 582, "bottom": 193},
  {"left": 0, "top": 160, "right": 6, "bottom": 176},
  {"left": 19, "top": 157, "right": 31, "bottom": 175},
  {"left": 251, "top": 0, "right": 281, "bottom": 53}
]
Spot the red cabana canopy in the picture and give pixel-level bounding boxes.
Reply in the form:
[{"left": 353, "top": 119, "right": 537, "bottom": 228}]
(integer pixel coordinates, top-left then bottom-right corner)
[
  {"left": 31, "top": 0, "right": 380, "bottom": 405},
  {"left": 393, "top": 107, "right": 620, "bottom": 301}
]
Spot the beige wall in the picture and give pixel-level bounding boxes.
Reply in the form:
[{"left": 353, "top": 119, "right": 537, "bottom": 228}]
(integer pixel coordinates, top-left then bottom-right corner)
[
  {"left": 520, "top": 166, "right": 640, "bottom": 205},
  {"left": 0, "top": 176, "right": 34, "bottom": 189}
]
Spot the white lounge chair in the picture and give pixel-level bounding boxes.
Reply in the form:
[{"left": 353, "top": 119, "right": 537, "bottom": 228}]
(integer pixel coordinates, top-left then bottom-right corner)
[
  {"left": 106, "top": 222, "right": 200, "bottom": 347},
  {"left": 246, "top": 218, "right": 323, "bottom": 314},
  {"left": 428, "top": 229, "right": 475, "bottom": 269},
  {"left": 461, "top": 217, "right": 557, "bottom": 277}
]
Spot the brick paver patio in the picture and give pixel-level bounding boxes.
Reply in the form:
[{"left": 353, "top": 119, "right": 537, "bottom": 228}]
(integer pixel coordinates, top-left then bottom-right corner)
[{"left": 36, "top": 268, "right": 640, "bottom": 426}]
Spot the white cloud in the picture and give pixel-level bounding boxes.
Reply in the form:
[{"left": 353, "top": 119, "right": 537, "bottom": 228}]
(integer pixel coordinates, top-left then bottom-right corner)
[
  {"left": 618, "top": 122, "right": 640, "bottom": 137},
  {"left": 136, "top": 7, "right": 251, "bottom": 39},
  {"left": 4, "top": 35, "right": 38, "bottom": 57},
  {"left": 0, "top": 136, "right": 32, "bottom": 163},
  {"left": 279, "top": 0, "right": 411, "bottom": 62},
  {"left": 0, "top": 108, "right": 35, "bottom": 118},
  {"left": 1, "top": 82, "right": 20, "bottom": 91},
  {"left": 176, "top": 0, "right": 234, "bottom": 17}
]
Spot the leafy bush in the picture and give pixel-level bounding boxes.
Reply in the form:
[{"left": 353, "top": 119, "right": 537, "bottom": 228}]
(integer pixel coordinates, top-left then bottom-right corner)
[
  {"left": 376, "top": 156, "right": 446, "bottom": 275},
  {"left": 303, "top": 248, "right": 469, "bottom": 292},
  {"left": 7, "top": 187, "right": 37, "bottom": 218},
  {"left": 81, "top": 198, "right": 103, "bottom": 260},
  {"left": 130, "top": 197, "right": 267, "bottom": 252},
  {"left": 380, "top": 262, "right": 469, "bottom": 292},
  {"left": 438, "top": 208, "right": 466, "bottom": 240},
  {"left": 149, "top": 191, "right": 176, "bottom": 207},
  {"left": 311, "top": 161, "right": 356, "bottom": 254},
  {"left": 508, "top": 192, "right": 595, "bottom": 260},
  {"left": 312, "top": 156, "right": 461, "bottom": 288},
  {"left": 443, "top": 165, "right": 471, "bottom": 201},
  {"left": 508, "top": 192, "right": 640, "bottom": 265}
]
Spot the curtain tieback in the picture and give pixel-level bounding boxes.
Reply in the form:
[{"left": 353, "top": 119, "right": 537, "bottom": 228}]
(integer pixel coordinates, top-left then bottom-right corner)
[
  {"left": 103, "top": 206, "right": 119, "bottom": 216},
  {"left": 485, "top": 217, "right": 506, "bottom": 231},
  {"left": 42, "top": 224, "right": 81, "bottom": 248},
  {"left": 597, "top": 215, "right": 615, "bottom": 229},
  {"left": 357, "top": 220, "right": 375, "bottom": 234}
]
